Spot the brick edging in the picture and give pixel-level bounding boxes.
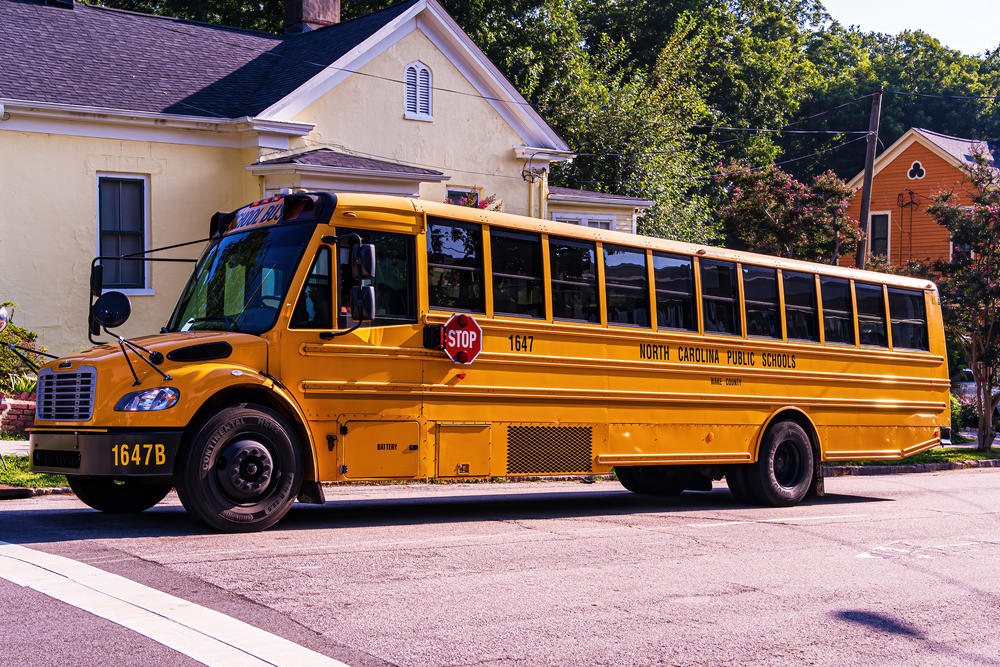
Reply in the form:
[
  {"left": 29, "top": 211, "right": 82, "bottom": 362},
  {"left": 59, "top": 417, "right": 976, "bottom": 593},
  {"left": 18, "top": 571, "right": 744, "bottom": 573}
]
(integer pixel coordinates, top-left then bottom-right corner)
[{"left": 824, "top": 459, "right": 1000, "bottom": 476}]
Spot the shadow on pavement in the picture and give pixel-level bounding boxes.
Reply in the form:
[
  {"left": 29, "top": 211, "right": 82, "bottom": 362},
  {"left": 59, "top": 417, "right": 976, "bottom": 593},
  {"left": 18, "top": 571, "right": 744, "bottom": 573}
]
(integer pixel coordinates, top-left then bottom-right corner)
[{"left": 0, "top": 485, "right": 890, "bottom": 543}]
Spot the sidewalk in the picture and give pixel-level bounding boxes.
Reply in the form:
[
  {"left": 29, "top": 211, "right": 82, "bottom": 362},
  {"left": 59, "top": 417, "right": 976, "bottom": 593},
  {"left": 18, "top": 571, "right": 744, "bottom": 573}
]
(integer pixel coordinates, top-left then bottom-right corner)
[{"left": 0, "top": 440, "right": 29, "bottom": 456}]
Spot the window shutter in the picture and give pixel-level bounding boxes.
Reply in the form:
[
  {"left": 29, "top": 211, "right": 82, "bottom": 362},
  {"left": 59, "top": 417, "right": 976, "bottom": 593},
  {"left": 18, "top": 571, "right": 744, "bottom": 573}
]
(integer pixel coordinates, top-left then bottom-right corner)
[
  {"left": 418, "top": 68, "right": 431, "bottom": 115},
  {"left": 405, "top": 65, "right": 418, "bottom": 114}
]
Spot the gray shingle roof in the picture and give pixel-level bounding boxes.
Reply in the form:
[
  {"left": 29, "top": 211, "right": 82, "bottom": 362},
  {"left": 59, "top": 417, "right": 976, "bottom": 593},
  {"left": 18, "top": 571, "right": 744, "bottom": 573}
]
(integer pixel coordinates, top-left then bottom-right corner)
[
  {"left": 261, "top": 148, "right": 443, "bottom": 175},
  {"left": 913, "top": 128, "right": 1000, "bottom": 169},
  {"left": 0, "top": 0, "right": 418, "bottom": 118}
]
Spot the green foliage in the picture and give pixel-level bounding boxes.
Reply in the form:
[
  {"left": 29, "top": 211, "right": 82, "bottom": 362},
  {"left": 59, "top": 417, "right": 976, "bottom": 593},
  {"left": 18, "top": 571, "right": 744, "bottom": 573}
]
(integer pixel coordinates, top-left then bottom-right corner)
[
  {"left": 951, "top": 392, "right": 964, "bottom": 430},
  {"left": 927, "top": 152, "right": 1000, "bottom": 451},
  {"left": 716, "top": 164, "right": 860, "bottom": 261},
  {"left": 8, "top": 374, "right": 36, "bottom": 395},
  {"left": 0, "top": 456, "right": 68, "bottom": 488},
  {"left": 0, "top": 303, "right": 43, "bottom": 395},
  {"left": 82, "top": 0, "right": 284, "bottom": 32}
]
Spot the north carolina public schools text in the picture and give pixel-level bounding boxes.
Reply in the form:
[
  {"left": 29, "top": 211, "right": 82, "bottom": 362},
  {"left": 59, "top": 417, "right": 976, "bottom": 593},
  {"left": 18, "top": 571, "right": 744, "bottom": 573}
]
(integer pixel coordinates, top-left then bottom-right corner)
[{"left": 638, "top": 344, "right": 796, "bottom": 369}]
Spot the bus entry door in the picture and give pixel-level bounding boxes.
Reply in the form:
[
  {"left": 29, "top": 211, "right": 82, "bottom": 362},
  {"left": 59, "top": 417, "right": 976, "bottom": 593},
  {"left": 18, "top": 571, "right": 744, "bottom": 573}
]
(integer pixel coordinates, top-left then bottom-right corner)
[{"left": 343, "top": 421, "right": 420, "bottom": 479}]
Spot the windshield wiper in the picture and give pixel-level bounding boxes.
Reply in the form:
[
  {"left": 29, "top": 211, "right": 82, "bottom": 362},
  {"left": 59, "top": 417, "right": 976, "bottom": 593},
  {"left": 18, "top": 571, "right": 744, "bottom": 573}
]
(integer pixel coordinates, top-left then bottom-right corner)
[{"left": 186, "top": 314, "right": 240, "bottom": 332}]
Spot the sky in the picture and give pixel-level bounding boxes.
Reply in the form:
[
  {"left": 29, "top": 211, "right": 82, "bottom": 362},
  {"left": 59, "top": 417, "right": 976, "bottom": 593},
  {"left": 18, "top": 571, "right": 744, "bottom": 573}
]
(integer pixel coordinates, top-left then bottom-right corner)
[{"left": 821, "top": 0, "right": 999, "bottom": 55}]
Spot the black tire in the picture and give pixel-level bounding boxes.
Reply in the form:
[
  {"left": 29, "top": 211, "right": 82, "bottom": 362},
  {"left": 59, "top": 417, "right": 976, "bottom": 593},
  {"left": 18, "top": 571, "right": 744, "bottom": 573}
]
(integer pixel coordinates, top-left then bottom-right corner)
[
  {"left": 614, "top": 465, "right": 684, "bottom": 496},
  {"left": 67, "top": 476, "right": 172, "bottom": 514},
  {"left": 175, "top": 404, "right": 303, "bottom": 533},
  {"left": 725, "top": 465, "right": 757, "bottom": 504},
  {"left": 747, "top": 420, "right": 814, "bottom": 507}
]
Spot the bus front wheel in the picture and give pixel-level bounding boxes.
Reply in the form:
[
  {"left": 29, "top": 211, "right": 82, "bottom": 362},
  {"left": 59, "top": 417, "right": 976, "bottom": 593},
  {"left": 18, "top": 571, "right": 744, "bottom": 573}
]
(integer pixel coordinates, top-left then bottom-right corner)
[
  {"left": 175, "top": 404, "right": 303, "bottom": 533},
  {"left": 67, "top": 476, "right": 172, "bottom": 514},
  {"left": 747, "top": 420, "right": 814, "bottom": 506}
]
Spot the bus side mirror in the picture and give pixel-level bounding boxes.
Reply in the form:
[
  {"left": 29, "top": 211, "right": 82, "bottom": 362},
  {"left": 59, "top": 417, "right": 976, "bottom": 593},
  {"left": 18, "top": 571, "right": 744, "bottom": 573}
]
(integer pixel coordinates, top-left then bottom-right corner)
[
  {"left": 92, "top": 291, "right": 132, "bottom": 329},
  {"left": 90, "top": 264, "right": 104, "bottom": 298},
  {"left": 352, "top": 244, "right": 376, "bottom": 281},
  {"left": 351, "top": 286, "right": 375, "bottom": 322}
]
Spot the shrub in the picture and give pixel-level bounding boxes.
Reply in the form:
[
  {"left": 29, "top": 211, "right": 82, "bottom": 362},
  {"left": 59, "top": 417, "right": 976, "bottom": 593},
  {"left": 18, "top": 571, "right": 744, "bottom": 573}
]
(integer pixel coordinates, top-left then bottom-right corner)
[
  {"left": 951, "top": 393, "right": 964, "bottom": 430},
  {"left": 8, "top": 373, "right": 36, "bottom": 394},
  {"left": 0, "top": 302, "right": 44, "bottom": 394}
]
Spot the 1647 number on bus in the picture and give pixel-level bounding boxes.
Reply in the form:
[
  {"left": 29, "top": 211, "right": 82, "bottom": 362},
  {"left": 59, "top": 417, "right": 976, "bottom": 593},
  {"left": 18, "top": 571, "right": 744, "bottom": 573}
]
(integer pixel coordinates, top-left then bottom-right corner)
[
  {"left": 508, "top": 334, "right": 534, "bottom": 352},
  {"left": 112, "top": 443, "right": 166, "bottom": 467}
]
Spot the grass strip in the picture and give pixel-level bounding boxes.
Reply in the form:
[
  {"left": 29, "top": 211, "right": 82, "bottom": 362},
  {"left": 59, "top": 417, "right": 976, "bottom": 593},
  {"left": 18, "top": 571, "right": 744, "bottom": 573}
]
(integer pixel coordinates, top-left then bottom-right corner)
[
  {"left": 0, "top": 456, "right": 67, "bottom": 488},
  {"left": 0, "top": 431, "right": 28, "bottom": 441},
  {"left": 824, "top": 447, "right": 1000, "bottom": 467}
]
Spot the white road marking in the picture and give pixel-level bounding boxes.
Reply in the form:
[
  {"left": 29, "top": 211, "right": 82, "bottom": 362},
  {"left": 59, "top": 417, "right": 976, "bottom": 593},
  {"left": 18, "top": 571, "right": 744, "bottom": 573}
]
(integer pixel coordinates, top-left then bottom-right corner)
[
  {"left": 0, "top": 541, "right": 349, "bottom": 667},
  {"left": 688, "top": 514, "right": 867, "bottom": 527}
]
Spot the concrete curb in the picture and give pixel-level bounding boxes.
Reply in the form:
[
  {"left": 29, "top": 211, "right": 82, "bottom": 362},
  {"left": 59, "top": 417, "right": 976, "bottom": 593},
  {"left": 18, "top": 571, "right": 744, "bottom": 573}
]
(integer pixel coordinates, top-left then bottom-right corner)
[
  {"left": 824, "top": 459, "right": 1000, "bottom": 476},
  {"left": 0, "top": 485, "right": 72, "bottom": 500}
]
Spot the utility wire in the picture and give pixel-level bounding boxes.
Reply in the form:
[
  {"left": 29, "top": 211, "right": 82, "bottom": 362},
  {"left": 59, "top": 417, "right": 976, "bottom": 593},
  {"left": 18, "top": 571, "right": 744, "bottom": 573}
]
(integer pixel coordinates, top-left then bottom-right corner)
[{"left": 888, "top": 90, "right": 1000, "bottom": 100}]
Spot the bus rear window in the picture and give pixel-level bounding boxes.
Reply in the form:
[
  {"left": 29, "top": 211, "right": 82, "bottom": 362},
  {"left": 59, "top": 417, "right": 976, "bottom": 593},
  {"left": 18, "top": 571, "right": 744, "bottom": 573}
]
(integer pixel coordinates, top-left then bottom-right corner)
[
  {"left": 427, "top": 218, "right": 485, "bottom": 313},
  {"left": 700, "top": 259, "right": 740, "bottom": 335},
  {"left": 743, "top": 265, "right": 779, "bottom": 339},
  {"left": 550, "top": 238, "right": 598, "bottom": 322},
  {"left": 855, "top": 282, "right": 887, "bottom": 347},
  {"left": 889, "top": 288, "right": 928, "bottom": 350}
]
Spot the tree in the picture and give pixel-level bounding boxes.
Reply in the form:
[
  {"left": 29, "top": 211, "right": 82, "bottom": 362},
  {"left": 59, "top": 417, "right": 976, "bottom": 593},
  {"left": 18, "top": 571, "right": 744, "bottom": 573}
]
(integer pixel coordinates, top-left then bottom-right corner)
[
  {"left": 927, "top": 151, "right": 1000, "bottom": 451},
  {"left": 83, "top": 0, "right": 284, "bottom": 32},
  {"left": 717, "top": 163, "right": 860, "bottom": 262}
]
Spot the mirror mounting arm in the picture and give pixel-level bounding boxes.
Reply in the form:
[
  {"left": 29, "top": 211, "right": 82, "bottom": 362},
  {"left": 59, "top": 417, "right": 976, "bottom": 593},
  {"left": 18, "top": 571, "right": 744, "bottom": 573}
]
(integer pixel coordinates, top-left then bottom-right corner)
[
  {"left": 319, "top": 322, "right": 364, "bottom": 340},
  {"left": 102, "top": 327, "right": 172, "bottom": 385}
]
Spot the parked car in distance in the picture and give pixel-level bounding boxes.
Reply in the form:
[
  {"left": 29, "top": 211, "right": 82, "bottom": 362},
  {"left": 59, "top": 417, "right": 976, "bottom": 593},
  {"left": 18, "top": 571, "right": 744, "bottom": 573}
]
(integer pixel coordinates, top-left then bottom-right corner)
[{"left": 953, "top": 368, "right": 976, "bottom": 401}]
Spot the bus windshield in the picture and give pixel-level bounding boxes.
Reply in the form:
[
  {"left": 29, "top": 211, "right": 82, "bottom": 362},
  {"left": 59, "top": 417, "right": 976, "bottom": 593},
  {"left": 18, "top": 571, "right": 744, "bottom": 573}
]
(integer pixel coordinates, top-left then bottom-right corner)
[{"left": 166, "top": 224, "right": 313, "bottom": 334}]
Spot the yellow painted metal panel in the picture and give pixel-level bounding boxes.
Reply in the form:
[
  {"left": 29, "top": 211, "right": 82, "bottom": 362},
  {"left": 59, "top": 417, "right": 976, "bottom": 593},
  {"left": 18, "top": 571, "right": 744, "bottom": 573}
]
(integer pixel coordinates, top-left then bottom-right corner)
[
  {"left": 343, "top": 421, "right": 420, "bottom": 478},
  {"left": 437, "top": 424, "right": 491, "bottom": 477}
]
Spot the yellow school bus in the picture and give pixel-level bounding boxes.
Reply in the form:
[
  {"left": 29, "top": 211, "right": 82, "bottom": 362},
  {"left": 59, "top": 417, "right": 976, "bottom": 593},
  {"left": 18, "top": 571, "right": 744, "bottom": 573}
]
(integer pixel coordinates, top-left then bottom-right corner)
[{"left": 23, "top": 192, "right": 950, "bottom": 532}]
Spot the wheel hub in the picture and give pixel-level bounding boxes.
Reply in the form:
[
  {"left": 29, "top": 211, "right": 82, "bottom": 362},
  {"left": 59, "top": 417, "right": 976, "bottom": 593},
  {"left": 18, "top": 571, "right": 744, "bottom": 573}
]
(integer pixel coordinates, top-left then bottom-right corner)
[
  {"left": 216, "top": 438, "right": 274, "bottom": 503},
  {"left": 773, "top": 441, "right": 801, "bottom": 488}
]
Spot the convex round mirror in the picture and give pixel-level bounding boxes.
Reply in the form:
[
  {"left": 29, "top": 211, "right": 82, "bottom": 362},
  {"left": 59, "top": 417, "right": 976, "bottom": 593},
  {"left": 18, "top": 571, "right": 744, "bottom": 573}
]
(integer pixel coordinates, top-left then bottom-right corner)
[
  {"left": 0, "top": 305, "right": 8, "bottom": 334},
  {"left": 92, "top": 291, "right": 132, "bottom": 328}
]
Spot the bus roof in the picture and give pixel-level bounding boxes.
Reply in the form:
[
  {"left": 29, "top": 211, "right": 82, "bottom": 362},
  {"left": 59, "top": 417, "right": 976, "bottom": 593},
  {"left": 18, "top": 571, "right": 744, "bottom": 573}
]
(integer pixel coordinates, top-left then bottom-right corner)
[{"left": 329, "top": 192, "right": 938, "bottom": 292}]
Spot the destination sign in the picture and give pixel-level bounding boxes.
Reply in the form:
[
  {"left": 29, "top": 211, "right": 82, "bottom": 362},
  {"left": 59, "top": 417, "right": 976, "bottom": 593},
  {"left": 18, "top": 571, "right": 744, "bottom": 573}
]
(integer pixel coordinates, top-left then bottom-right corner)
[
  {"left": 228, "top": 197, "right": 284, "bottom": 234},
  {"left": 638, "top": 343, "right": 796, "bottom": 369}
]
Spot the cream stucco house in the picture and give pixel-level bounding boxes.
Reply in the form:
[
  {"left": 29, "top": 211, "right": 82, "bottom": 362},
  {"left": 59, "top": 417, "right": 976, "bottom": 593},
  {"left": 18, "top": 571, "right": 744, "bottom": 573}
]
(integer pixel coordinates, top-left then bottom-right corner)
[{"left": 0, "top": 0, "right": 649, "bottom": 353}]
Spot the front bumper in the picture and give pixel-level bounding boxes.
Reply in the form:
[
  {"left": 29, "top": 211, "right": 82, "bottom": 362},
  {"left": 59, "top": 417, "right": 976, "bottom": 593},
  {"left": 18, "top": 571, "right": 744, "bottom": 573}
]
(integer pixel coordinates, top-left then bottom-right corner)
[{"left": 29, "top": 431, "right": 183, "bottom": 478}]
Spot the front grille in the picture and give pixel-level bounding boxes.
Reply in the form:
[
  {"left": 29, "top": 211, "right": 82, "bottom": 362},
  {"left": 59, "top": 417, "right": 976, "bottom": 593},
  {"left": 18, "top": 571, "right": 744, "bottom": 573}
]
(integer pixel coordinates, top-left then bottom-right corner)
[
  {"left": 507, "top": 425, "right": 593, "bottom": 474},
  {"left": 36, "top": 367, "right": 97, "bottom": 421},
  {"left": 33, "top": 449, "right": 82, "bottom": 469}
]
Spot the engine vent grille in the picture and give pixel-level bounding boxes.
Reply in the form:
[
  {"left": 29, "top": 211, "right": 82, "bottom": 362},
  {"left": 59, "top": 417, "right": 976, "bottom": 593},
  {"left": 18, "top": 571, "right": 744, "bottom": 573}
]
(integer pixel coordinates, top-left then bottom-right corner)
[
  {"left": 507, "top": 425, "right": 593, "bottom": 475},
  {"left": 36, "top": 367, "right": 97, "bottom": 421}
]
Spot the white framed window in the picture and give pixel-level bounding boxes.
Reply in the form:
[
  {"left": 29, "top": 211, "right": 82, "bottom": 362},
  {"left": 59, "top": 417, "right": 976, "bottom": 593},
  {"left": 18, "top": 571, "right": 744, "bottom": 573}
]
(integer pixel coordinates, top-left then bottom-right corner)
[
  {"left": 404, "top": 61, "right": 432, "bottom": 121},
  {"left": 907, "top": 161, "right": 926, "bottom": 180},
  {"left": 867, "top": 211, "right": 891, "bottom": 259},
  {"left": 96, "top": 173, "right": 152, "bottom": 295},
  {"left": 552, "top": 212, "right": 615, "bottom": 230}
]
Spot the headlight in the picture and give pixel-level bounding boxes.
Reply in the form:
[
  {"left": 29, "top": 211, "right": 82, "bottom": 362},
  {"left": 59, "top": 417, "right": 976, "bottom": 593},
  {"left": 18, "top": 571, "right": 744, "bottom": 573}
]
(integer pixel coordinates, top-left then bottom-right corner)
[{"left": 114, "top": 387, "right": 180, "bottom": 411}]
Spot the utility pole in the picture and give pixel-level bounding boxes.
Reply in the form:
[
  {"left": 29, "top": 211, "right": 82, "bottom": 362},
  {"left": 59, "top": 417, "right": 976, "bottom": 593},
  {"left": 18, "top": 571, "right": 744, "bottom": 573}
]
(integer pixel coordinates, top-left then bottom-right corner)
[{"left": 854, "top": 85, "right": 883, "bottom": 269}]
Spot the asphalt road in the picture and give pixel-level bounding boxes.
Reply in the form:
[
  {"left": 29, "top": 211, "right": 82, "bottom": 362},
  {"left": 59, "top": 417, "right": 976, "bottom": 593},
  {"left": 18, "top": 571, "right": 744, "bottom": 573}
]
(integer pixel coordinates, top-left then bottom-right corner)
[{"left": 2, "top": 470, "right": 1000, "bottom": 666}]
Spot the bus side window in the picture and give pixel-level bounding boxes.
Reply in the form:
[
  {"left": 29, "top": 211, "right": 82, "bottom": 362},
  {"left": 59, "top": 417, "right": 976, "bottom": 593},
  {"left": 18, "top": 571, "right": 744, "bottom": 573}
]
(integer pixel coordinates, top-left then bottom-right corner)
[
  {"left": 855, "top": 282, "right": 888, "bottom": 347},
  {"left": 550, "top": 237, "right": 598, "bottom": 322},
  {"left": 820, "top": 276, "right": 854, "bottom": 345},
  {"left": 491, "top": 229, "right": 544, "bottom": 318},
  {"left": 290, "top": 247, "right": 332, "bottom": 329},
  {"left": 338, "top": 228, "right": 416, "bottom": 327},
  {"left": 743, "top": 265, "right": 780, "bottom": 338},
  {"left": 427, "top": 217, "right": 485, "bottom": 313},
  {"left": 888, "top": 288, "right": 928, "bottom": 350},
  {"left": 783, "top": 271, "right": 819, "bottom": 341},
  {"left": 604, "top": 245, "right": 650, "bottom": 327},
  {"left": 652, "top": 252, "right": 696, "bottom": 331},
  {"left": 700, "top": 259, "right": 740, "bottom": 335}
]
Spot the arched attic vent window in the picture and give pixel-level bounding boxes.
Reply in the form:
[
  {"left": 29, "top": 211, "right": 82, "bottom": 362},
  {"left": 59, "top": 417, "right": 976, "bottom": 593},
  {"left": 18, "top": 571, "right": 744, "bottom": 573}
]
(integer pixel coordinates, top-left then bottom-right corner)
[
  {"left": 908, "top": 161, "right": 926, "bottom": 180},
  {"left": 404, "top": 62, "right": 433, "bottom": 121}
]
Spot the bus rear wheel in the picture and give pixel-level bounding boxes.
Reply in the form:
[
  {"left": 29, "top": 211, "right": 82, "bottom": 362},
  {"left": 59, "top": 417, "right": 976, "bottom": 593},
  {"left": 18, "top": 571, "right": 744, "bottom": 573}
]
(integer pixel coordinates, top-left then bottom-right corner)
[
  {"left": 67, "top": 476, "right": 172, "bottom": 514},
  {"left": 747, "top": 420, "right": 814, "bottom": 506},
  {"left": 175, "top": 404, "right": 303, "bottom": 533}
]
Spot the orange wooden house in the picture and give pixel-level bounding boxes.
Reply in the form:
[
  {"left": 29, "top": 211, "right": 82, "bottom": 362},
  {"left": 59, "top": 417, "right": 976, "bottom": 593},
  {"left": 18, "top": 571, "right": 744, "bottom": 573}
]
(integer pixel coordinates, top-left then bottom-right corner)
[{"left": 844, "top": 127, "right": 991, "bottom": 265}]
